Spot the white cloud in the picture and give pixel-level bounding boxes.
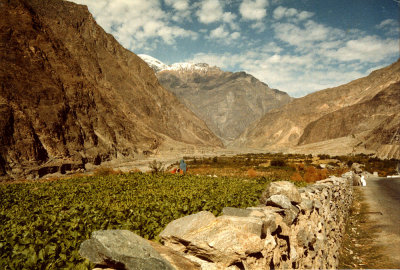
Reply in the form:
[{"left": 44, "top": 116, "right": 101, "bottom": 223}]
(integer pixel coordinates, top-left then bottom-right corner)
[
  {"left": 196, "top": 0, "right": 239, "bottom": 31},
  {"left": 273, "top": 6, "right": 314, "bottom": 21},
  {"left": 165, "top": 0, "right": 189, "bottom": 11},
  {"left": 187, "top": 28, "right": 397, "bottom": 97},
  {"left": 70, "top": 0, "right": 197, "bottom": 51},
  {"left": 376, "top": 18, "right": 399, "bottom": 36},
  {"left": 377, "top": 19, "right": 397, "bottom": 29},
  {"left": 273, "top": 20, "right": 342, "bottom": 48},
  {"left": 326, "top": 36, "right": 399, "bottom": 62},
  {"left": 273, "top": 6, "right": 295, "bottom": 20},
  {"left": 250, "top": 21, "right": 266, "bottom": 32},
  {"left": 239, "top": 0, "right": 269, "bottom": 21},
  {"left": 164, "top": 0, "right": 192, "bottom": 22},
  {"left": 196, "top": 0, "right": 224, "bottom": 24},
  {"left": 222, "top": 12, "right": 239, "bottom": 30},
  {"left": 209, "top": 25, "right": 240, "bottom": 44}
]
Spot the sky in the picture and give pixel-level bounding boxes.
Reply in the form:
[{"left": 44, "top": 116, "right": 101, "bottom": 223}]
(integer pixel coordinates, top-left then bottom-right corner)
[{"left": 71, "top": 0, "right": 399, "bottom": 97}]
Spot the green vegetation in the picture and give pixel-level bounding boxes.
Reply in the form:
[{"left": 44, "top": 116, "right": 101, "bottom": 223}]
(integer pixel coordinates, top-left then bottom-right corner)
[
  {"left": 0, "top": 173, "right": 270, "bottom": 269},
  {"left": 333, "top": 154, "right": 399, "bottom": 176}
]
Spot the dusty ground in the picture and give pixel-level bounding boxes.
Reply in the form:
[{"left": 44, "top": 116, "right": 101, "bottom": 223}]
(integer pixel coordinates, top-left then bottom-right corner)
[{"left": 339, "top": 186, "right": 399, "bottom": 269}]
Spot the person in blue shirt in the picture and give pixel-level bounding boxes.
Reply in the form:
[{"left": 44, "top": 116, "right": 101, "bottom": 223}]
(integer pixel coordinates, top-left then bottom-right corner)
[{"left": 179, "top": 159, "right": 187, "bottom": 175}]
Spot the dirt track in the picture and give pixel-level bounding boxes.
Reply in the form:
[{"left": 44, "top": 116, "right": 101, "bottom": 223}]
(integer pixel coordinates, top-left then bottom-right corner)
[{"left": 362, "top": 177, "right": 400, "bottom": 267}]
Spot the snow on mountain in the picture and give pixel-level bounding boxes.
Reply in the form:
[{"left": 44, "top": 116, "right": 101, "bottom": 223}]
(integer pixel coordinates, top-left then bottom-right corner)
[
  {"left": 165, "top": 62, "right": 210, "bottom": 73},
  {"left": 138, "top": 54, "right": 211, "bottom": 73},
  {"left": 138, "top": 54, "right": 168, "bottom": 73}
]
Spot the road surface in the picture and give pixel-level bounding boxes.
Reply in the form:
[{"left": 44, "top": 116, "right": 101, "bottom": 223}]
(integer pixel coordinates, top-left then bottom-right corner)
[{"left": 362, "top": 176, "right": 400, "bottom": 266}]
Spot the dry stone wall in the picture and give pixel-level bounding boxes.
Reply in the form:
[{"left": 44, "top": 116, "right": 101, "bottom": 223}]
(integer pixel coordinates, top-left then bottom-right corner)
[{"left": 80, "top": 172, "right": 355, "bottom": 269}]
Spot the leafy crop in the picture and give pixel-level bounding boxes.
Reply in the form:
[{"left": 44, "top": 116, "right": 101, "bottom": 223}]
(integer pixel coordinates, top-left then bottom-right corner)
[{"left": 0, "top": 173, "right": 270, "bottom": 269}]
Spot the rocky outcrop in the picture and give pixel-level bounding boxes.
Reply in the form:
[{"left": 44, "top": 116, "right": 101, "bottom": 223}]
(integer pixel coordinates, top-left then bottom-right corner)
[
  {"left": 158, "top": 176, "right": 354, "bottom": 269},
  {"left": 235, "top": 60, "right": 400, "bottom": 159},
  {"left": 139, "top": 55, "right": 292, "bottom": 143},
  {"left": 0, "top": 0, "right": 222, "bottom": 179}
]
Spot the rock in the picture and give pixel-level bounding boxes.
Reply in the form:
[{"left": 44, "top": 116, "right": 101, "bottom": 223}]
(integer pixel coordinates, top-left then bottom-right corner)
[
  {"left": 185, "top": 227, "right": 263, "bottom": 266},
  {"left": 79, "top": 230, "right": 174, "bottom": 270},
  {"left": 222, "top": 207, "right": 254, "bottom": 217},
  {"left": 148, "top": 241, "right": 201, "bottom": 270},
  {"left": 297, "top": 227, "right": 315, "bottom": 248},
  {"left": 299, "top": 199, "right": 314, "bottom": 212},
  {"left": 159, "top": 211, "right": 216, "bottom": 240},
  {"left": 260, "top": 212, "right": 279, "bottom": 235},
  {"left": 351, "top": 163, "right": 364, "bottom": 174},
  {"left": 353, "top": 174, "right": 362, "bottom": 186},
  {"left": 282, "top": 207, "right": 299, "bottom": 225},
  {"left": 264, "top": 233, "right": 277, "bottom": 253},
  {"left": 260, "top": 181, "right": 302, "bottom": 205},
  {"left": 161, "top": 216, "right": 264, "bottom": 266},
  {"left": 266, "top": 194, "right": 292, "bottom": 209}
]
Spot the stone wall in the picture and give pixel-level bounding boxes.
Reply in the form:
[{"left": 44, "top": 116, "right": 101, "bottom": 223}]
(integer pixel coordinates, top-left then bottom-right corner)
[{"left": 80, "top": 172, "right": 355, "bottom": 269}]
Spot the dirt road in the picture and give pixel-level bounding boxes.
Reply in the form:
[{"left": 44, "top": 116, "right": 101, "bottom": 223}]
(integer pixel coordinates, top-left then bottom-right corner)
[{"left": 362, "top": 176, "right": 400, "bottom": 267}]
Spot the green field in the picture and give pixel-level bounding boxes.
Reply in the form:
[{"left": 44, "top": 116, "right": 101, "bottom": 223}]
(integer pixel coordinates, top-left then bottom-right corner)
[{"left": 0, "top": 173, "right": 271, "bottom": 269}]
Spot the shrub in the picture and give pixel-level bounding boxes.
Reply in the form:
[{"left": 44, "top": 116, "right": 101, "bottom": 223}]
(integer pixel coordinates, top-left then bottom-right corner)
[
  {"left": 148, "top": 160, "right": 164, "bottom": 173},
  {"left": 318, "top": 168, "right": 328, "bottom": 180},
  {"left": 304, "top": 166, "right": 319, "bottom": 183},
  {"left": 93, "top": 167, "right": 121, "bottom": 176},
  {"left": 318, "top": 154, "right": 331, "bottom": 160},
  {"left": 247, "top": 168, "right": 257, "bottom": 177},
  {"left": 347, "top": 160, "right": 353, "bottom": 167},
  {"left": 290, "top": 172, "right": 303, "bottom": 182},
  {"left": 270, "top": 159, "right": 286, "bottom": 167}
]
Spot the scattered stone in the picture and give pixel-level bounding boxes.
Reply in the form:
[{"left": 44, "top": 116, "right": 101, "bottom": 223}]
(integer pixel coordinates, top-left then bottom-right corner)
[{"left": 79, "top": 230, "right": 174, "bottom": 270}]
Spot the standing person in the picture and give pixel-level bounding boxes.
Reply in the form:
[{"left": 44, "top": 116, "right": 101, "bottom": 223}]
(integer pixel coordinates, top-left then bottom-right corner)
[{"left": 179, "top": 159, "right": 187, "bottom": 175}]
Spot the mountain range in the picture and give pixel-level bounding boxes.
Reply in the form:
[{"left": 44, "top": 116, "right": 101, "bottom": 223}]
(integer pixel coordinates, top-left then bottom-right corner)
[
  {"left": 234, "top": 60, "right": 400, "bottom": 159},
  {"left": 0, "top": 0, "right": 222, "bottom": 179},
  {"left": 139, "top": 54, "right": 292, "bottom": 143},
  {"left": 1, "top": 0, "right": 399, "bottom": 180}
]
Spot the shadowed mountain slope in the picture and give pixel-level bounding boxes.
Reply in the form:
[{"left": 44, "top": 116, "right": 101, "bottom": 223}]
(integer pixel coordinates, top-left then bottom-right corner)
[{"left": 0, "top": 0, "right": 222, "bottom": 179}]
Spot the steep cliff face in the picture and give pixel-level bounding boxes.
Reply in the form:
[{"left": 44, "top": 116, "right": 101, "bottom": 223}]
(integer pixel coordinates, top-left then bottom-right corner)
[
  {"left": 0, "top": 0, "right": 222, "bottom": 179},
  {"left": 235, "top": 60, "right": 400, "bottom": 159},
  {"left": 153, "top": 63, "right": 292, "bottom": 143}
]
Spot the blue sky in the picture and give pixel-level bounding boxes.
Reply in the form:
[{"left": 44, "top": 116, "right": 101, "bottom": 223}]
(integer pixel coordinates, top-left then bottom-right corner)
[{"left": 71, "top": 0, "right": 399, "bottom": 97}]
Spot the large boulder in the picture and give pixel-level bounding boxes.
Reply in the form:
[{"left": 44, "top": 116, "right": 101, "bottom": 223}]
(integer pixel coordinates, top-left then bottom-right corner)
[
  {"left": 159, "top": 211, "right": 216, "bottom": 240},
  {"left": 260, "top": 181, "right": 302, "bottom": 205},
  {"left": 79, "top": 230, "right": 174, "bottom": 270},
  {"left": 160, "top": 215, "right": 264, "bottom": 267}
]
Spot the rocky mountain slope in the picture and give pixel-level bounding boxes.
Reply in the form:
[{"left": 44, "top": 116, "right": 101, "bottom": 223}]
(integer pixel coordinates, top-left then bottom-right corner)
[
  {"left": 139, "top": 55, "right": 292, "bottom": 143},
  {"left": 235, "top": 60, "right": 400, "bottom": 159},
  {"left": 0, "top": 0, "right": 222, "bottom": 179}
]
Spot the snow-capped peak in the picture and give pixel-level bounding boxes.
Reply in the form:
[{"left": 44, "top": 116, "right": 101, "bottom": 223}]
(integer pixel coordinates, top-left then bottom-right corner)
[
  {"left": 138, "top": 54, "right": 211, "bottom": 74},
  {"left": 165, "top": 62, "right": 210, "bottom": 72},
  {"left": 138, "top": 54, "right": 168, "bottom": 73}
]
